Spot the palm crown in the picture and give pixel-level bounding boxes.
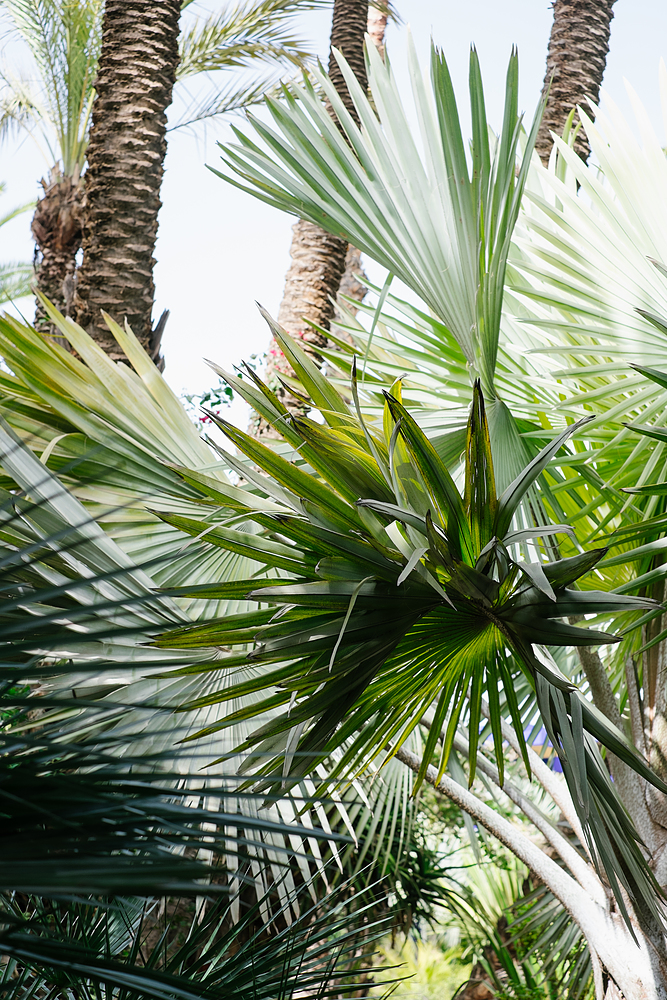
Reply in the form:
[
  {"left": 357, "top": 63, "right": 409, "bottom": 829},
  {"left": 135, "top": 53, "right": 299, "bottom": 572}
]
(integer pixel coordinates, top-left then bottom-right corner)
[{"left": 155, "top": 315, "right": 665, "bottom": 926}]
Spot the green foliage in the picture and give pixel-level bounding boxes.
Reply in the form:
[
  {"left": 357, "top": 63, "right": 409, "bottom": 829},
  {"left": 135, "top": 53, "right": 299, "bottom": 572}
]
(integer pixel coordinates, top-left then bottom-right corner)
[
  {"left": 0, "top": 0, "right": 101, "bottom": 174},
  {"left": 0, "top": 181, "right": 34, "bottom": 302},
  {"left": 0, "top": 409, "right": 392, "bottom": 997},
  {"left": 215, "top": 41, "right": 543, "bottom": 398},
  {"left": 175, "top": 0, "right": 322, "bottom": 127},
  {"left": 370, "top": 938, "right": 469, "bottom": 1000},
  {"left": 154, "top": 315, "right": 663, "bottom": 927}
]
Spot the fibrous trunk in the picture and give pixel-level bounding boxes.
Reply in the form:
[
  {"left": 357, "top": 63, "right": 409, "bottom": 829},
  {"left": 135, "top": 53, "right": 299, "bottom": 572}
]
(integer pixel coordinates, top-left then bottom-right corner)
[
  {"left": 535, "top": 0, "right": 616, "bottom": 164},
  {"left": 31, "top": 168, "right": 83, "bottom": 340},
  {"left": 73, "top": 0, "right": 181, "bottom": 366},
  {"left": 255, "top": 0, "right": 372, "bottom": 437}
]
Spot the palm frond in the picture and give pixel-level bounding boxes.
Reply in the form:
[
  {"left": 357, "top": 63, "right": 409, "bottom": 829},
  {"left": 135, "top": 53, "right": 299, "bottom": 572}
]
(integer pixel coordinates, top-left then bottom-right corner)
[
  {"left": 0, "top": 878, "right": 390, "bottom": 1000},
  {"left": 0, "top": 261, "right": 33, "bottom": 301},
  {"left": 0, "top": 0, "right": 101, "bottom": 173},
  {"left": 177, "top": 0, "right": 319, "bottom": 80},
  {"left": 0, "top": 302, "right": 419, "bottom": 910},
  {"left": 153, "top": 315, "right": 664, "bottom": 927},
  {"left": 214, "top": 40, "right": 543, "bottom": 400}
]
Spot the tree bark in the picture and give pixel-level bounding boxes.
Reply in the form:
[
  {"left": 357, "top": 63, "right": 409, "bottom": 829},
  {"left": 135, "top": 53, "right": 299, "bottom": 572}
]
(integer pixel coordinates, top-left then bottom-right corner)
[
  {"left": 255, "top": 0, "right": 373, "bottom": 437},
  {"left": 536, "top": 0, "right": 616, "bottom": 165},
  {"left": 73, "top": 0, "right": 181, "bottom": 366},
  {"left": 31, "top": 167, "right": 83, "bottom": 341}
]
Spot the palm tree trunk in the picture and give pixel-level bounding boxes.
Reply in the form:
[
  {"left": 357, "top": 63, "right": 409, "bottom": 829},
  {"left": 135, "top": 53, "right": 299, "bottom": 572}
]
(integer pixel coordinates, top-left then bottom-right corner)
[
  {"left": 73, "top": 0, "right": 181, "bottom": 366},
  {"left": 31, "top": 167, "right": 83, "bottom": 340},
  {"left": 535, "top": 0, "right": 616, "bottom": 165},
  {"left": 256, "top": 0, "right": 371, "bottom": 437}
]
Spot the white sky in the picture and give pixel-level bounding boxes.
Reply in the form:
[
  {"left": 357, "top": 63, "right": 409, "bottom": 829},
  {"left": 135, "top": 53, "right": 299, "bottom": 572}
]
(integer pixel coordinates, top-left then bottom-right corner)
[{"left": 0, "top": 0, "right": 666, "bottom": 421}]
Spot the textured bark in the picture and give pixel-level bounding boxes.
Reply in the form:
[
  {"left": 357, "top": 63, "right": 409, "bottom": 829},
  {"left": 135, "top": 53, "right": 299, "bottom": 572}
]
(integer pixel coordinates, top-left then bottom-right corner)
[
  {"left": 73, "top": 0, "right": 181, "bottom": 365},
  {"left": 325, "top": 0, "right": 368, "bottom": 126},
  {"left": 536, "top": 0, "right": 616, "bottom": 165},
  {"left": 256, "top": 1, "right": 377, "bottom": 437},
  {"left": 31, "top": 168, "right": 83, "bottom": 341}
]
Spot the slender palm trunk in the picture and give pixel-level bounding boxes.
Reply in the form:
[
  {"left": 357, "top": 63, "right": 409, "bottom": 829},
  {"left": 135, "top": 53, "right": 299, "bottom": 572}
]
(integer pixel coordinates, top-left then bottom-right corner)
[
  {"left": 73, "top": 0, "right": 181, "bottom": 366},
  {"left": 535, "top": 0, "right": 616, "bottom": 165},
  {"left": 31, "top": 167, "right": 83, "bottom": 339},
  {"left": 256, "top": 0, "right": 372, "bottom": 436},
  {"left": 395, "top": 745, "right": 667, "bottom": 1000},
  {"left": 333, "top": 6, "right": 388, "bottom": 330}
]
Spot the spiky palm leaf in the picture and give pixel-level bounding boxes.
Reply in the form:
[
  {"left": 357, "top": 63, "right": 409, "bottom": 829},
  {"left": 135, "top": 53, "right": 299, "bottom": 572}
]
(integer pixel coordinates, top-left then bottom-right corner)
[
  {"left": 174, "top": 0, "right": 321, "bottom": 128},
  {"left": 152, "top": 316, "right": 665, "bottom": 927},
  {"left": 217, "top": 41, "right": 540, "bottom": 395},
  {"left": 1, "top": 881, "right": 385, "bottom": 999},
  {"left": 0, "top": 303, "right": 421, "bottom": 914}
]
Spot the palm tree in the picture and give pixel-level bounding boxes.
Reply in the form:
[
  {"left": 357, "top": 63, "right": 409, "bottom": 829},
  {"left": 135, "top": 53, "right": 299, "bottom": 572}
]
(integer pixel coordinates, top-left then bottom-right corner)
[
  {"left": 11, "top": 38, "right": 667, "bottom": 992},
  {"left": 0, "top": 0, "right": 319, "bottom": 351},
  {"left": 535, "top": 0, "right": 617, "bottom": 164},
  {"left": 72, "top": 0, "right": 323, "bottom": 365},
  {"left": 70, "top": 0, "right": 181, "bottom": 364},
  {"left": 201, "top": 41, "right": 667, "bottom": 996},
  {"left": 154, "top": 330, "right": 667, "bottom": 998}
]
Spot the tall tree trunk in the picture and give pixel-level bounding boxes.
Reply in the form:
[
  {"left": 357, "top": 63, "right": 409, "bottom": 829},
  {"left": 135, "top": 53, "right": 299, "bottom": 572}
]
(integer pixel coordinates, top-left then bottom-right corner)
[
  {"left": 31, "top": 167, "right": 83, "bottom": 340},
  {"left": 535, "top": 0, "right": 616, "bottom": 165},
  {"left": 255, "top": 0, "right": 371, "bottom": 437},
  {"left": 332, "top": 7, "right": 388, "bottom": 332},
  {"left": 73, "top": 0, "right": 181, "bottom": 366}
]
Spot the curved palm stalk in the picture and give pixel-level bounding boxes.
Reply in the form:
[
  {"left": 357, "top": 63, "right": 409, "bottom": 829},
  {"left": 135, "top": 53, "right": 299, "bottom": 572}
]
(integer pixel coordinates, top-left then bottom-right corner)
[{"left": 152, "top": 318, "right": 662, "bottom": 931}]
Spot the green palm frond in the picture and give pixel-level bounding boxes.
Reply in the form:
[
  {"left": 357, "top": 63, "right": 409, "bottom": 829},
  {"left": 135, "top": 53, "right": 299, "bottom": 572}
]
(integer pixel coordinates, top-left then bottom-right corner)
[
  {"left": 154, "top": 315, "right": 664, "bottom": 926},
  {"left": 0, "top": 420, "right": 358, "bottom": 894},
  {"left": 1, "top": 880, "right": 389, "bottom": 1000},
  {"left": 177, "top": 0, "right": 318, "bottom": 80},
  {"left": 0, "top": 261, "right": 33, "bottom": 301},
  {"left": 0, "top": 302, "right": 419, "bottom": 907},
  {"left": 0, "top": 0, "right": 101, "bottom": 174},
  {"left": 0, "top": 69, "right": 44, "bottom": 146},
  {"left": 214, "top": 40, "right": 543, "bottom": 400},
  {"left": 0, "top": 184, "right": 35, "bottom": 302},
  {"left": 172, "top": 0, "right": 321, "bottom": 129}
]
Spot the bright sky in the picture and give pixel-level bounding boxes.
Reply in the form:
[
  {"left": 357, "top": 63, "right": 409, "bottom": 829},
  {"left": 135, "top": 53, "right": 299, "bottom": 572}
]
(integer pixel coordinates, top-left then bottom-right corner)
[{"left": 0, "top": 0, "right": 666, "bottom": 417}]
